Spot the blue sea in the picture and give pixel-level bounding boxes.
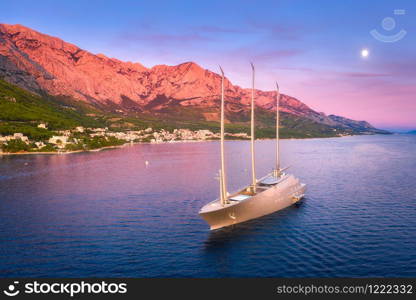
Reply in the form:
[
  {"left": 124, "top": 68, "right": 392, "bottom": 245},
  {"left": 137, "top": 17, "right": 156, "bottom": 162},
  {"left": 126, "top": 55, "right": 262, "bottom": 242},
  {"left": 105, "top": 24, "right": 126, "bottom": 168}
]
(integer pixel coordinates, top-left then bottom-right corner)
[{"left": 0, "top": 134, "right": 415, "bottom": 277}]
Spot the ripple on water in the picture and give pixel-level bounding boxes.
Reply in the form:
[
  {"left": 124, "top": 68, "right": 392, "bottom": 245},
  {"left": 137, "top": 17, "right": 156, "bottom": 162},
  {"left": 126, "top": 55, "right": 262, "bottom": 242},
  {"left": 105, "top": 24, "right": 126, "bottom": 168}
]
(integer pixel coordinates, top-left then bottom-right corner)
[{"left": 0, "top": 135, "right": 415, "bottom": 277}]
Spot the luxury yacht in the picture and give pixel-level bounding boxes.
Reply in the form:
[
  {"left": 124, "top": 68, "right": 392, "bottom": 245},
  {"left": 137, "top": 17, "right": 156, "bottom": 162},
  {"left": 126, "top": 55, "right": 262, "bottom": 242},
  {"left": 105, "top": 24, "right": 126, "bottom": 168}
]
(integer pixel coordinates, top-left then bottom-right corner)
[{"left": 199, "top": 64, "right": 306, "bottom": 230}]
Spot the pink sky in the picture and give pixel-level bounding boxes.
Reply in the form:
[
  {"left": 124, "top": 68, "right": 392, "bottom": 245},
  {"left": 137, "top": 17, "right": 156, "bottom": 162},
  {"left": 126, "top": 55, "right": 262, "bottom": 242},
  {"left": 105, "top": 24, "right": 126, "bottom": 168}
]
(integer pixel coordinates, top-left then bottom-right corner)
[{"left": 2, "top": 0, "right": 415, "bottom": 130}]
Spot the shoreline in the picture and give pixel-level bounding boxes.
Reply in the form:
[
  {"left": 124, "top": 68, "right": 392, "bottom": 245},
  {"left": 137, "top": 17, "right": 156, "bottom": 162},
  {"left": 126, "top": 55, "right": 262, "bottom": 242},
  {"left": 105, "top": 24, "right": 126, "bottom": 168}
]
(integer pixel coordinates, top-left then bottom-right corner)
[
  {"left": 0, "top": 139, "right": 222, "bottom": 156},
  {"left": 0, "top": 144, "right": 128, "bottom": 156},
  {"left": 0, "top": 133, "right": 373, "bottom": 156}
]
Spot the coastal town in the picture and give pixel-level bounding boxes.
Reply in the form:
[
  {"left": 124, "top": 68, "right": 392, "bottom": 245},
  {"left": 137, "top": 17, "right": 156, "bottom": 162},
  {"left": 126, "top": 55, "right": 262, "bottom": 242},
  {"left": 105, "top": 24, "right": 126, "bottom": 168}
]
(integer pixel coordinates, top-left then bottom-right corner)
[{"left": 0, "top": 123, "right": 249, "bottom": 154}]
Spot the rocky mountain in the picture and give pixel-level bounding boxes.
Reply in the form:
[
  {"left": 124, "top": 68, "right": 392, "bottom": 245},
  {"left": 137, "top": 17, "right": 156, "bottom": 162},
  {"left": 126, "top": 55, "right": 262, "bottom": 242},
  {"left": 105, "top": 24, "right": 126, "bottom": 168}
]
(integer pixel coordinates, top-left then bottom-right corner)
[
  {"left": 0, "top": 23, "right": 387, "bottom": 135},
  {"left": 328, "top": 115, "right": 388, "bottom": 134}
]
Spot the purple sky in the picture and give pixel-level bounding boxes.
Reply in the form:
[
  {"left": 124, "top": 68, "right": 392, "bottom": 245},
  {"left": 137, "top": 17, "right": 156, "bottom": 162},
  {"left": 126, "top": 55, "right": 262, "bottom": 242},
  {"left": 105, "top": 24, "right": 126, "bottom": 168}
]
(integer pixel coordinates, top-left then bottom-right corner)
[{"left": 1, "top": 0, "right": 415, "bottom": 130}]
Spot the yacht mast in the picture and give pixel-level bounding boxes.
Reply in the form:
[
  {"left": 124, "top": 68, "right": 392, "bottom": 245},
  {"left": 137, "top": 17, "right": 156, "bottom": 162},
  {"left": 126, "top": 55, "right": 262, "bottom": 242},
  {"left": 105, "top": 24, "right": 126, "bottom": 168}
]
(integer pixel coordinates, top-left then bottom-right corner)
[
  {"left": 275, "top": 82, "right": 280, "bottom": 176},
  {"left": 250, "top": 63, "right": 256, "bottom": 193},
  {"left": 219, "top": 66, "right": 228, "bottom": 205}
]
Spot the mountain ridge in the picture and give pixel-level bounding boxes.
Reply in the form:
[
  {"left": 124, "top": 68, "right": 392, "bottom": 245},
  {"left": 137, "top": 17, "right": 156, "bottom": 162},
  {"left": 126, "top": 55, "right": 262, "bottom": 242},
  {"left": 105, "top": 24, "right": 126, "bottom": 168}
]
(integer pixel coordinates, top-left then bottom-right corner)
[{"left": 0, "top": 23, "right": 388, "bottom": 135}]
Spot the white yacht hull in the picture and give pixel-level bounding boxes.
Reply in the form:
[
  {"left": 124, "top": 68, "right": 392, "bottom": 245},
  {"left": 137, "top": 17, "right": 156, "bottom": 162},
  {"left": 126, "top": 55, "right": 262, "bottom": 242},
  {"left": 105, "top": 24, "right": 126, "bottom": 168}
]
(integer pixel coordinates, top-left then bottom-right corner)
[{"left": 199, "top": 174, "right": 306, "bottom": 230}]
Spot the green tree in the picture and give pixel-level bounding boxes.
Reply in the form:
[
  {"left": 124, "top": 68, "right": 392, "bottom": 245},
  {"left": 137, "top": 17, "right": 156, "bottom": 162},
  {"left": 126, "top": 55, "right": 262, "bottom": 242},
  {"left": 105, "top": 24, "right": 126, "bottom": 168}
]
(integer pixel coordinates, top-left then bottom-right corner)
[{"left": 1, "top": 139, "right": 30, "bottom": 153}]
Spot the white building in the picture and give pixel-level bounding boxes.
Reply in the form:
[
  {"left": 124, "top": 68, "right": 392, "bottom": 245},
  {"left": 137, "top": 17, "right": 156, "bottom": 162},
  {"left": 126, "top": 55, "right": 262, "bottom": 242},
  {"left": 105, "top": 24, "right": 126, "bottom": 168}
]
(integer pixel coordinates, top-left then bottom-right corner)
[
  {"left": 75, "top": 126, "right": 85, "bottom": 133},
  {"left": 56, "top": 130, "right": 71, "bottom": 137},
  {"left": 35, "top": 141, "right": 46, "bottom": 149},
  {"left": 13, "top": 133, "right": 29, "bottom": 143},
  {"left": 48, "top": 136, "right": 69, "bottom": 148}
]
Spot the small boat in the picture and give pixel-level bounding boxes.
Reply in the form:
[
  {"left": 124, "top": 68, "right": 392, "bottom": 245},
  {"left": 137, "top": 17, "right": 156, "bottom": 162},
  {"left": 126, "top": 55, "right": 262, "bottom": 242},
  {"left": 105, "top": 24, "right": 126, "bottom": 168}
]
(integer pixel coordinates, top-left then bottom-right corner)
[{"left": 199, "top": 64, "right": 306, "bottom": 230}]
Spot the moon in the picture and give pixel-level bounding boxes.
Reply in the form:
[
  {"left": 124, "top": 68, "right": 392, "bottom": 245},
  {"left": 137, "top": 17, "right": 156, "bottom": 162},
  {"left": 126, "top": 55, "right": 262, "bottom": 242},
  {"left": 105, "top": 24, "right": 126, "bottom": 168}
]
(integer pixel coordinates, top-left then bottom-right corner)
[{"left": 361, "top": 48, "right": 369, "bottom": 58}]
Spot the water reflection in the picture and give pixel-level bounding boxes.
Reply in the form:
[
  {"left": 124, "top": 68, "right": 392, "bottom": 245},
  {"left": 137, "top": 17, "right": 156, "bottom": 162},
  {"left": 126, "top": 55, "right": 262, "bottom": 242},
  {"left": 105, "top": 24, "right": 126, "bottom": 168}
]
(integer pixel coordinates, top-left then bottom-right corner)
[{"left": 204, "top": 204, "right": 306, "bottom": 250}]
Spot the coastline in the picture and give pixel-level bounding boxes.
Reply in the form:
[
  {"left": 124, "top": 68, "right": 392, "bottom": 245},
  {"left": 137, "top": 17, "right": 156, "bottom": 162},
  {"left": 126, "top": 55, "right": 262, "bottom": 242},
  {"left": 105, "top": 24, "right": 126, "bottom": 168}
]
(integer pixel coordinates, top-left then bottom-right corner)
[
  {"left": 0, "top": 133, "right": 369, "bottom": 156},
  {"left": 0, "top": 144, "right": 128, "bottom": 156}
]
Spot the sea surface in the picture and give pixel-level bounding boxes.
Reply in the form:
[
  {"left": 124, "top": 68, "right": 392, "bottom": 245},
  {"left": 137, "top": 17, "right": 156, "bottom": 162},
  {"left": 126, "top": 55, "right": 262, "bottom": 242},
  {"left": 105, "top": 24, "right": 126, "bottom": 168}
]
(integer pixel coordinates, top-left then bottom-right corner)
[{"left": 0, "top": 134, "right": 415, "bottom": 277}]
